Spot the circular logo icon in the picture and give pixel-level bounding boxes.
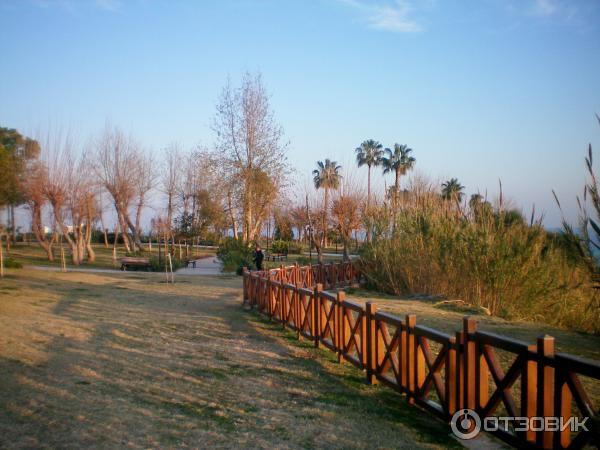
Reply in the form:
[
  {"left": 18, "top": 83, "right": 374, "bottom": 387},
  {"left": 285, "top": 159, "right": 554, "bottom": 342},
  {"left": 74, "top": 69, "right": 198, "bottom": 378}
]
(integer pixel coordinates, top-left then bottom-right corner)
[{"left": 450, "top": 409, "right": 481, "bottom": 440}]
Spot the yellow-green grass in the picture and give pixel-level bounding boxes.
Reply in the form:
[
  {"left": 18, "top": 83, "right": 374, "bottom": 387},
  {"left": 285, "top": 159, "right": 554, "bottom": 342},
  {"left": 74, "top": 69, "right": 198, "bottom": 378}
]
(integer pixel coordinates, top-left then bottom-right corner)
[
  {"left": 344, "top": 286, "right": 600, "bottom": 415},
  {"left": 5, "top": 243, "right": 216, "bottom": 271},
  {"left": 262, "top": 253, "right": 345, "bottom": 271},
  {"left": 0, "top": 269, "right": 463, "bottom": 449}
]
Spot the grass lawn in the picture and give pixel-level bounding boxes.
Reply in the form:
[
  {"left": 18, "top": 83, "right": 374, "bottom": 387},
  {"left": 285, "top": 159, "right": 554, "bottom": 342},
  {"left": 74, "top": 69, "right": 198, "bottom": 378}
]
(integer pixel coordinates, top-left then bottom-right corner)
[
  {"left": 5, "top": 243, "right": 216, "bottom": 271},
  {"left": 344, "top": 287, "right": 600, "bottom": 361},
  {"left": 0, "top": 269, "right": 463, "bottom": 449},
  {"left": 343, "top": 286, "right": 600, "bottom": 415}
]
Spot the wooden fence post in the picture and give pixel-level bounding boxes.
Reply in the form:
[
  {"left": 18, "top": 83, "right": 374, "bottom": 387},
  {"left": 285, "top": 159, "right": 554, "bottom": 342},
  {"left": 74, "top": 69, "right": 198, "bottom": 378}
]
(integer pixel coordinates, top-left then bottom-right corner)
[
  {"left": 366, "top": 302, "right": 378, "bottom": 384},
  {"left": 313, "top": 283, "right": 323, "bottom": 347},
  {"left": 267, "top": 275, "right": 274, "bottom": 319},
  {"left": 258, "top": 276, "right": 264, "bottom": 312},
  {"left": 553, "top": 365, "right": 572, "bottom": 449},
  {"left": 455, "top": 332, "right": 464, "bottom": 411},
  {"left": 446, "top": 336, "right": 457, "bottom": 416},
  {"left": 476, "top": 335, "right": 489, "bottom": 411},
  {"left": 416, "top": 327, "right": 426, "bottom": 397},
  {"left": 536, "top": 335, "right": 555, "bottom": 449},
  {"left": 398, "top": 318, "right": 407, "bottom": 389},
  {"left": 406, "top": 314, "right": 417, "bottom": 404},
  {"left": 522, "top": 344, "right": 537, "bottom": 445},
  {"left": 360, "top": 304, "right": 367, "bottom": 369},
  {"left": 336, "top": 290, "right": 346, "bottom": 362},
  {"left": 320, "top": 263, "right": 325, "bottom": 288},
  {"left": 242, "top": 267, "right": 248, "bottom": 305},
  {"left": 279, "top": 282, "right": 285, "bottom": 328},
  {"left": 295, "top": 284, "right": 301, "bottom": 339},
  {"left": 463, "top": 317, "right": 477, "bottom": 411}
]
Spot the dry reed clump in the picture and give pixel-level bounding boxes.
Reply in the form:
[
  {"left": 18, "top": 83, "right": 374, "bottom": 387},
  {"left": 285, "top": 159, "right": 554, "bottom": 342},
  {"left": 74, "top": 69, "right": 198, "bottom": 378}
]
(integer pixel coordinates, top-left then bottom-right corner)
[{"left": 358, "top": 183, "right": 599, "bottom": 333}]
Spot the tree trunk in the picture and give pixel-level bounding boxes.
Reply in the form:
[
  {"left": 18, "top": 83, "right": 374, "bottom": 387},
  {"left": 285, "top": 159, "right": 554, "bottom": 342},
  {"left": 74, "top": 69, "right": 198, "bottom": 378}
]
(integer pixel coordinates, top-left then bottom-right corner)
[
  {"left": 322, "top": 188, "right": 329, "bottom": 249},
  {"left": 244, "top": 196, "right": 252, "bottom": 243},
  {"left": 366, "top": 166, "right": 372, "bottom": 243},
  {"left": 342, "top": 240, "right": 350, "bottom": 262},
  {"left": 0, "top": 234, "right": 4, "bottom": 277},
  {"left": 85, "top": 224, "right": 95, "bottom": 262},
  {"left": 134, "top": 194, "right": 145, "bottom": 245},
  {"left": 31, "top": 204, "right": 55, "bottom": 261},
  {"left": 167, "top": 194, "right": 173, "bottom": 241},
  {"left": 227, "top": 191, "right": 239, "bottom": 239},
  {"left": 51, "top": 203, "right": 79, "bottom": 265},
  {"left": 124, "top": 214, "right": 142, "bottom": 250},
  {"left": 367, "top": 167, "right": 371, "bottom": 209},
  {"left": 118, "top": 212, "right": 132, "bottom": 253},
  {"left": 113, "top": 222, "right": 119, "bottom": 266},
  {"left": 315, "top": 236, "right": 323, "bottom": 264}
]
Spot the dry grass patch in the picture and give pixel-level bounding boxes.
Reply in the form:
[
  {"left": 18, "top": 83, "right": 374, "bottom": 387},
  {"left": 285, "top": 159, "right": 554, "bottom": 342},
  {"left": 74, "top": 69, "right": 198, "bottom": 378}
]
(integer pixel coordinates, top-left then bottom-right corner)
[{"left": 0, "top": 269, "right": 461, "bottom": 449}]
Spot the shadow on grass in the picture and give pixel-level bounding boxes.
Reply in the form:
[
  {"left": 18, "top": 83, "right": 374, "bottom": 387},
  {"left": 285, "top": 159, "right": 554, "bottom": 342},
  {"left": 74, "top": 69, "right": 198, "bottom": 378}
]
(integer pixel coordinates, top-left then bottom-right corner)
[{"left": 240, "top": 311, "right": 462, "bottom": 449}]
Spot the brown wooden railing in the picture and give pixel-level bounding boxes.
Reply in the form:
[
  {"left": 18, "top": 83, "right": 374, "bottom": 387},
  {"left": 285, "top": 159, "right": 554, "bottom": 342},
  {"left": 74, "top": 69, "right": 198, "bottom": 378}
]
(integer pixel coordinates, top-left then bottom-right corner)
[{"left": 242, "top": 263, "right": 600, "bottom": 449}]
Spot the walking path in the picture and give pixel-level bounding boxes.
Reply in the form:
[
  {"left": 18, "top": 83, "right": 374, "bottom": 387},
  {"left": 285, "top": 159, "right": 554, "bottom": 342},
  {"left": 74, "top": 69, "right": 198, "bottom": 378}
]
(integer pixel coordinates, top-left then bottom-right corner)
[{"left": 176, "top": 256, "right": 227, "bottom": 275}]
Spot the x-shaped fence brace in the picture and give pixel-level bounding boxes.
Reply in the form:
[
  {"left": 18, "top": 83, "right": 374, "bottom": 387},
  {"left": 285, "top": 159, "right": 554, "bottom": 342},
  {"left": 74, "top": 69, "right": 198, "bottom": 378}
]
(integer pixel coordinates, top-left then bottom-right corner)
[{"left": 242, "top": 263, "right": 600, "bottom": 450}]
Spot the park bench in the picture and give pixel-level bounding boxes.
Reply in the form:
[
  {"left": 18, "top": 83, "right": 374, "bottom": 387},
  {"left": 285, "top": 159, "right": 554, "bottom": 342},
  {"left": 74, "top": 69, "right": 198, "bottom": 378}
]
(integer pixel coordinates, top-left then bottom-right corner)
[
  {"left": 185, "top": 259, "right": 197, "bottom": 268},
  {"left": 120, "top": 257, "right": 151, "bottom": 271},
  {"left": 265, "top": 253, "right": 288, "bottom": 262}
]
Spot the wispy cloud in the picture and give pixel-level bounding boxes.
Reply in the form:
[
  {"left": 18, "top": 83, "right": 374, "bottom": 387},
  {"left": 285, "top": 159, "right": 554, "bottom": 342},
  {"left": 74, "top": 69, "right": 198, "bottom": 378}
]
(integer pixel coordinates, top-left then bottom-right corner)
[
  {"left": 338, "top": 0, "right": 424, "bottom": 33},
  {"left": 531, "top": 0, "right": 558, "bottom": 17},
  {"left": 29, "top": 0, "right": 122, "bottom": 13},
  {"left": 30, "top": 0, "right": 76, "bottom": 13},
  {"left": 527, "top": 0, "right": 583, "bottom": 27},
  {"left": 94, "top": 0, "right": 121, "bottom": 13}
]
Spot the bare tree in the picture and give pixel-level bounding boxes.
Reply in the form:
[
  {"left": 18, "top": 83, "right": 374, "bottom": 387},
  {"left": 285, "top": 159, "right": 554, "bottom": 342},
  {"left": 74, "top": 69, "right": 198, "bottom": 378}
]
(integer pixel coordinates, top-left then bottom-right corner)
[
  {"left": 289, "top": 205, "right": 308, "bottom": 243},
  {"left": 213, "top": 72, "right": 289, "bottom": 244},
  {"left": 186, "top": 149, "right": 237, "bottom": 240},
  {"left": 332, "top": 181, "right": 364, "bottom": 261},
  {"left": 162, "top": 144, "right": 181, "bottom": 238},
  {"left": 179, "top": 150, "right": 198, "bottom": 227},
  {"left": 94, "top": 124, "right": 145, "bottom": 252},
  {"left": 43, "top": 135, "right": 97, "bottom": 265},
  {"left": 133, "top": 150, "right": 155, "bottom": 246},
  {"left": 43, "top": 134, "right": 79, "bottom": 264},
  {"left": 23, "top": 160, "right": 56, "bottom": 260}
]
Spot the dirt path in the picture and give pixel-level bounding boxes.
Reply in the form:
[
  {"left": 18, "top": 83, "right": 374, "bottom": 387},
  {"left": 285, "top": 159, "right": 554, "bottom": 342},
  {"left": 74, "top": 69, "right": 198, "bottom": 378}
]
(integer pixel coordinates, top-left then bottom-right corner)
[
  {"left": 176, "top": 256, "right": 227, "bottom": 276},
  {"left": 0, "top": 270, "right": 462, "bottom": 449}
]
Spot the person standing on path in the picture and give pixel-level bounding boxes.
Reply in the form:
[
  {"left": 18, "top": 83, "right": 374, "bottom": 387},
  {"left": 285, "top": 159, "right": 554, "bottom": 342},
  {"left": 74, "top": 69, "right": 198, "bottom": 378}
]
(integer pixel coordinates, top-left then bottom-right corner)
[{"left": 253, "top": 246, "right": 264, "bottom": 271}]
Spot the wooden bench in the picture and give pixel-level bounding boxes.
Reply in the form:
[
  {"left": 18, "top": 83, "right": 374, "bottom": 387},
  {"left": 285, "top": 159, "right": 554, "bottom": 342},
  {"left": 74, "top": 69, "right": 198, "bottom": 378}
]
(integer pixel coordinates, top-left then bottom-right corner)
[
  {"left": 185, "top": 259, "right": 197, "bottom": 268},
  {"left": 265, "top": 253, "right": 288, "bottom": 262},
  {"left": 121, "top": 257, "right": 151, "bottom": 271}
]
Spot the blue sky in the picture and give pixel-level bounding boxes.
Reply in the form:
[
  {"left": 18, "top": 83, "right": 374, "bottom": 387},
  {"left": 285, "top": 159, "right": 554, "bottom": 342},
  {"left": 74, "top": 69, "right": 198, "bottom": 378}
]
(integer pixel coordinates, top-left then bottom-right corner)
[{"left": 1, "top": 0, "right": 599, "bottom": 227}]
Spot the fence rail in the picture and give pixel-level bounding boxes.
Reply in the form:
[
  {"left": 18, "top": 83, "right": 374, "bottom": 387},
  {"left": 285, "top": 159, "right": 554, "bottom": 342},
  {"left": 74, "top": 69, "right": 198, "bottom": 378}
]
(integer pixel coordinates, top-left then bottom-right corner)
[{"left": 242, "top": 262, "right": 600, "bottom": 450}]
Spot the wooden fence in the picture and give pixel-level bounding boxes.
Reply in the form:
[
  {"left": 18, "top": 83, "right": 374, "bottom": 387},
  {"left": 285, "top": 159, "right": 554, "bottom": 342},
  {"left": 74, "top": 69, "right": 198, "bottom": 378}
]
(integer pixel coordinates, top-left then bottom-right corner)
[{"left": 242, "top": 262, "right": 600, "bottom": 449}]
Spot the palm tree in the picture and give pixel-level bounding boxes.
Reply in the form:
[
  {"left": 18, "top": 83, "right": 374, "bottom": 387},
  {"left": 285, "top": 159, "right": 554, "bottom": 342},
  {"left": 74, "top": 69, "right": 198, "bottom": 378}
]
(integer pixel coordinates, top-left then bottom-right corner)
[
  {"left": 355, "top": 139, "right": 383, "bottom": 208},
  {"left": 313, "top": 159, "right": 342, "bottom": 255},
  {"left": 441, "top": 178, "right": 465, "bottom": 202},
  {"left": 382, "top": 144, "right": 415, "bottom": 200},
  {"left": 468, "top": 193, "right": 484, "bottom": 210}
]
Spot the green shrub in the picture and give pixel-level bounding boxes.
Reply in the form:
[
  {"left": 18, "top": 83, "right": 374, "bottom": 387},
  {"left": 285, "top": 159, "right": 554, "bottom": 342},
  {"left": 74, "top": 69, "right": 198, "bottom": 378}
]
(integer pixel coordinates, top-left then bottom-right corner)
[
  {"left": 288, "top": 243, "right": 303, "bottom": 254},
  {"left": 359, "top": 189, "right": 599, "bottom": 333},
  {"left": 217, "top": 238, "right": 254, "bottom": 274},
  {"left": 149, "top": 255, "right": 185, "bottom": 272},
  {"left": 2, "top": 257, "right": 22, "bottom": 269},
  {"left": 295, "top": 256, "right": 311, "bottom": 266},
  {"left": 270, "top": 240, "right": 288, "bottom": 254}
]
